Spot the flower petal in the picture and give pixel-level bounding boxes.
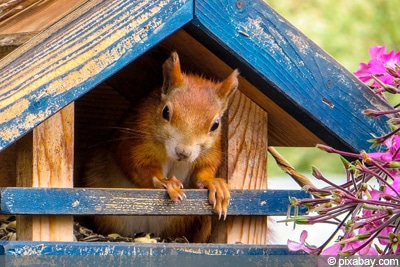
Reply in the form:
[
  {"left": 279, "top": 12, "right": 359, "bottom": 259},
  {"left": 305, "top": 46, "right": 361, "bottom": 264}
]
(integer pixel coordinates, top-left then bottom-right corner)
[
  {"left": 368, "top": 59, "right": 387, "bottom": 74},
  {"left": 287, "top": 239, "right": 304, "bottom": 251},
  {"left": 321, "top": 244, "right": 341, "bottom": 255},
  {"left": 299, "top": 229, "right": 308, "bottom": 242},
  {"left": 369, "top": 46, "right": 386, "bottom": 60}
]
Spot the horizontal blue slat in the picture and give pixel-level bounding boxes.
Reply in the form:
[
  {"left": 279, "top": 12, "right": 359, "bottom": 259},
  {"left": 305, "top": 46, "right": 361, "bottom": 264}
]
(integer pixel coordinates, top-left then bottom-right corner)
[
  {"left": 0, "top": 188, "right": 308, "bottom": 216},
  {"left": 0, "top": 241, "right": 305, "bottom": 257},
  {"left": 189, "top": 0, "right": 391, "bottom": 152}
]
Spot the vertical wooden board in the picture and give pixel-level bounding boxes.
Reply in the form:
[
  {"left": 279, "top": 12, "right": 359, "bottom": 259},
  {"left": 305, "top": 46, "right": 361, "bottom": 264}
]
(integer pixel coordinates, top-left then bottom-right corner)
[
  {"left": 227, "top": 217, "right": 269, "bottom": 244},
  {"left": 0, "top": 0, "right": 193, "bottom": 152},
  {"left": 0, "top": 142, "right": 17, "bottom": 187},
  {"left": 16, "top": 103, "right": 74, "bottom": 241},
  {"left": 227, "top": 92, "right": 268, "bottom": 189},
  {"left": 32, "top": 103, "right": 74, "bottom": 188},
  {"left": 226, "top": 91, "right": 268, "bottom": 244},
  {"left": 190, "top": 0, "right": 391, "bottom": 152}
]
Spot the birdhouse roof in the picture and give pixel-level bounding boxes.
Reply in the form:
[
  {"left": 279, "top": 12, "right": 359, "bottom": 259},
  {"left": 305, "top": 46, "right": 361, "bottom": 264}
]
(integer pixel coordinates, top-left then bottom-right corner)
[{"left": 0, "top": 0, "right": 390, "bottom": 152}]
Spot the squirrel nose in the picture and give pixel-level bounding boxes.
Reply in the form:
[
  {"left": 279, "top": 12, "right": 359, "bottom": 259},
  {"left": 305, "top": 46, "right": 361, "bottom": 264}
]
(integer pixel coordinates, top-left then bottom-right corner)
[{"left": 175, "top": 147, "right": 192, "bottom": 160}]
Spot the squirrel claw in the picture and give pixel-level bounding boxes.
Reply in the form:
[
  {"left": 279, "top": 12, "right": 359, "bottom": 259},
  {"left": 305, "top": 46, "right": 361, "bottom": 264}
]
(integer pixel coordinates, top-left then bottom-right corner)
[
  {"left": 153, "top": 175, "right": 185, "bottom": 202},
  {"left": 196, "top": 178, "right": 230, "bottom": 220}
]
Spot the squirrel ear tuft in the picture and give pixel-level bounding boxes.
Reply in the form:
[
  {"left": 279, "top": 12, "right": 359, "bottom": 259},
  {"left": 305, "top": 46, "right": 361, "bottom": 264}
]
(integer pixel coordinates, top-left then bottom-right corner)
[
  {"left": 162, "top": 52, "right": 184, "bottom": 94},
  {"left": 217, "top": 69, "right": 239, "bottom": 100}
]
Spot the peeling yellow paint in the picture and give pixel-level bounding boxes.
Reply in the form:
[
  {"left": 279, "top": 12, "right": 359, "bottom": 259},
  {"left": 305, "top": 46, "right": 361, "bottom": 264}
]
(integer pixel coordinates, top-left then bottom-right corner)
[
  {"left": 0, "top": 109, "right": 47, "bottom": 142},
  {"left": 1, "top": 0, "right": 167, "bottom": 110},
  {"left": 0, "top": 125, "right": 21, "bottom": 142},
  {"left": 0, "top": 0, "right": 184, "bottom": 150},
  {"left": 24, "top": 111, "right": 47, "bottom": 127},
  {"left": 0, "top": 98, "right": 29, "bottom": 124}
]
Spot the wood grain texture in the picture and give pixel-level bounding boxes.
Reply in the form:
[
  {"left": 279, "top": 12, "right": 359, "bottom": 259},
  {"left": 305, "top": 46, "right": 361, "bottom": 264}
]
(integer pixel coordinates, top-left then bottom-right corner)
[
  {"left": 189, "top": 0, "right": 391, "bottom": 152},
  {"left": 1, "top": 0, "right": 387, "bottom": 153},
  {"left": 0, "top": 0, "right": 192, "bottom": 151},
  {"left": 16, "top": 104, "right": 74, "bottom": 241},
  {"left": 0, "top": 32, "right": 38, "bottom": 59},
  {"left": 225, "top": 91, "right": 269, "bottom": 244},
  {"left": 227, "top": 92, "right": 268, "bottom": 189},
  {"left": 32, "top": 103, "right": 74, "bottom": 188},
  {"left": 0, "top": 188, "right": 308, "bottom": 216},
  {"left": 0, "top": 142, "right": 16, "bottom": 187},
  {"left": 0, "top": 0, "right": 89, "bottom": 34}
]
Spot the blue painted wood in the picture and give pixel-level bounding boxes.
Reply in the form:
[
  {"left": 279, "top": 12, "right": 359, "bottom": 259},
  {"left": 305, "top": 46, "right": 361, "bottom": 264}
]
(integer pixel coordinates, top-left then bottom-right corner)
[
  {"left": 188, "top": 0, "right": 391, "bottom": 152},
  {"left": 0, "top": 0, "right": 390, "bottom": 154},
  {"left": 0, "top": 242, "right": 312, "bottom": 266},
  {"left": 0, "top": 188, "right": 308, "bottom": 216},
  {"left": 0, "top": 241, "right": 302, "bottom": 256},
  {"left": 0, "top": 0, "right": 193, "bottom": 151}
]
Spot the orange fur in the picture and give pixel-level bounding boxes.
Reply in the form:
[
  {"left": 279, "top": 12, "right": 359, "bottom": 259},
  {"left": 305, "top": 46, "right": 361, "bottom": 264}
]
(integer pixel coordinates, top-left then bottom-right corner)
[{"left": 83, "top": 52, "right": 238, "bottom": 242}]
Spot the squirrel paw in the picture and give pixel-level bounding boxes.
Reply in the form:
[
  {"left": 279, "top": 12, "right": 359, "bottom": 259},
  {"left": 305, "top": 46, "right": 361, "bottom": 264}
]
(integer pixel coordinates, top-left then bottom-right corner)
[
  {"left": 152, "top": 175, "right": 186, "bottom": 202},
  {"left": 196, "top": 178, "right": 230, "bottom": 220}
]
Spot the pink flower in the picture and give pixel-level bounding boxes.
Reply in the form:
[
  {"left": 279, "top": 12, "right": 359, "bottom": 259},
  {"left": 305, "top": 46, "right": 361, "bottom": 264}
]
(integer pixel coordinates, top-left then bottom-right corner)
[
  {"left": 354, "top": 46, "right": 400, "bottom": 88},
  {"left": 383, "top": 175, "right": 400, "bottom": 196},
  {"left": 369, "top": 135, "right": 400, "bottom": 162},
  {"left": 287, "top": 230, "right": 319, "bottom": 254},
  {"left": 369, "top": 189, "right": 382, "bottom": 200},
  {"left": 322, "top": 230, "right": 378, "bottom": 256},
  {"left": 379, "top": 226, "right": 394, "bottom": 245},
  {"left": 321, "top": 244, "right": 342, "bottom": 255}
]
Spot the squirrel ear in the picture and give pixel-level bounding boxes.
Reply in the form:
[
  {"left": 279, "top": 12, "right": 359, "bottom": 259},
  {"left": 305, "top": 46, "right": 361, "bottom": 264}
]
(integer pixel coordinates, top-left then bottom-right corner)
[
  {"left": 217, "top": 69, "right": 239, "bottom": 100},
  {"left": 162, "top": 52, "right": 184, "bottom": 94}
]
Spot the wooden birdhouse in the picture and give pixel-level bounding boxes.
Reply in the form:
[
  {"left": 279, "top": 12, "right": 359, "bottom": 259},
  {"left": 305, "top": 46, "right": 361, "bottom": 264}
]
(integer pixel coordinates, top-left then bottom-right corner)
[{"left": 0, "top": 0, "right": 390, "bottom": 263}]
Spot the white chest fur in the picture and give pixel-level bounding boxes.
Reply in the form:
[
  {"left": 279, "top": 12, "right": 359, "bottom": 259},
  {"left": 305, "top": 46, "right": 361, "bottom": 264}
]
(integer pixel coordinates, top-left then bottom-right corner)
[{"left": 162, "top": 158, "right": 194, "bottom": 187}]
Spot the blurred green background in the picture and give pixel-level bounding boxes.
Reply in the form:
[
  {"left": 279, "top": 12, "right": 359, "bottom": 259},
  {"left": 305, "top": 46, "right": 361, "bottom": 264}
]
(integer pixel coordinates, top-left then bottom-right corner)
[{"left": 265, "top": 0, "right": 400, "bottom": 177}]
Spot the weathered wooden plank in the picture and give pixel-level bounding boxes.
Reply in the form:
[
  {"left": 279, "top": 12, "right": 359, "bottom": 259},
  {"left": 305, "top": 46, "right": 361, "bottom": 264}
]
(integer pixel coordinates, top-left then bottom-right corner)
[
  {"left": 224, "top": 91, "right": 269, "bottom": 244},
  {"left": 0, "top": 32, "right": 38, "bottom": 59},
  {"left": 0, "top": 0, "right": 89, "bottom": 34},
  {"left": 0, "top": 188, "right": 308, "bottom": 216},
  {"left": 0, "top": 242, "right": 306, "bottom": 259},
  {"left": 0, "top": 142, "right": 16, "bottom": 188},
  {"left": 16, "top": 104, "right": 75, "bottom": 242},
  {"left": 188, "top": 0, "right": 391, "bottom": 152},
  {"left": 0, "top": 244, "right": 310, "bottom": 266},
  {"left": 0, "top": 0, "right": 193, "bottom": 151}
]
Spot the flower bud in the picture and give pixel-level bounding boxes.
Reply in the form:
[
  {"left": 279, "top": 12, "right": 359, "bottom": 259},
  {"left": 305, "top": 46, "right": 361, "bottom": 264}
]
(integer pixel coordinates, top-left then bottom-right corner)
[
  {"left": 383, "top": 84, "right": 399, "bottom": 94},
  {"left": 340, "top": 156, "right": 350, "bottom": 169},
  {"left": 388, "top": 161, "right": 400, "bottom": 168},
  {"left": 311, "top": 166, "right": 323, "bottom": 178},
  {"left": 316, "top": 144, "right": 334, "bottom": 153},
  {"left": 361, "top": 151, "right": 373, "bottom": 164},
  {"left": 289, "top": 197, "right": 301, "bottom": 206},
  {"left": 362, "top": 109, "right": 381, "bottom": 117},
  {"left": 389, "top": 232, "right": 400, "bottom": 252}
]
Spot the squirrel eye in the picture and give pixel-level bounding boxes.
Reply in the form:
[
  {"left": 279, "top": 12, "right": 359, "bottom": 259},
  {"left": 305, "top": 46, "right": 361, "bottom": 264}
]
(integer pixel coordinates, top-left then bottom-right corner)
[
  {"left": 162, "top": 105, "right": 170, "bottom": 121},
  {"left": 210, "top": 119, "right": 220, "bottom": 132}
]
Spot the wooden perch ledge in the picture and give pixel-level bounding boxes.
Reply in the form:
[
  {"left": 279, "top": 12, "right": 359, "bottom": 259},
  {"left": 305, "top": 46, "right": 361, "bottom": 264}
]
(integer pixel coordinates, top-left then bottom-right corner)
[{"left": 0, "top": 188, "right": 309, "bottom": 216}]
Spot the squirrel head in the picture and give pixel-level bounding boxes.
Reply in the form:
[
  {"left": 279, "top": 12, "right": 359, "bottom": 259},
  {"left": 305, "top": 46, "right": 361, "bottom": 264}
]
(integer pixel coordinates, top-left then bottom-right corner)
[{"left": 158, "top": 52, "right": 239, "bottom": 162}]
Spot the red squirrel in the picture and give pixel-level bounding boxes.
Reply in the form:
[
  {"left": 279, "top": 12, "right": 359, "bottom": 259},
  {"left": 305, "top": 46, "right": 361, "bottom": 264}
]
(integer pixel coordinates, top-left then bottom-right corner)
[{"left": 83, "top": 52, "right": 239, "bottom": 242}]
